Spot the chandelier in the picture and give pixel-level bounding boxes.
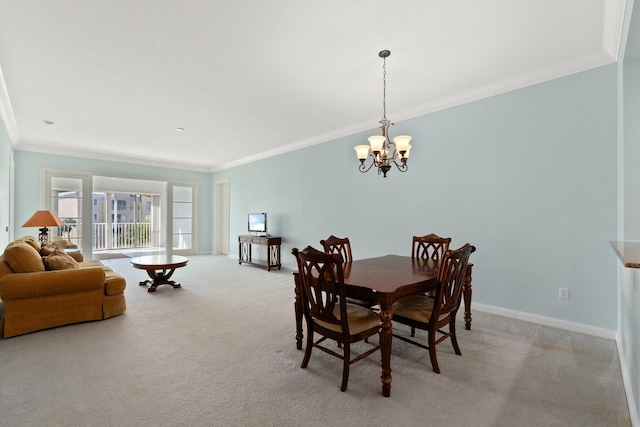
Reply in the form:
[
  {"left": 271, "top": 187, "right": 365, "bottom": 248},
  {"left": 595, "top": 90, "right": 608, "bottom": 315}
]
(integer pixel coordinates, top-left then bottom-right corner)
[{"left": 354, "top": 50, "right": 412, "bottom": 178}]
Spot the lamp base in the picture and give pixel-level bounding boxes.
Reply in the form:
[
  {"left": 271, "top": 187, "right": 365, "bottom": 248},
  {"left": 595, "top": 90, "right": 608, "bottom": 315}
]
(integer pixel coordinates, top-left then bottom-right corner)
[{"left": 38, "top": 227, "right": 50, "bottom": 244}]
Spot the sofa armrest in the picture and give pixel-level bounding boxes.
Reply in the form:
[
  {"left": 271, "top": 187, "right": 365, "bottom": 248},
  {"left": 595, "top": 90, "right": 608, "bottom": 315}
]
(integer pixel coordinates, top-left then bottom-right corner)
[
  {"left": 0, "top": 267, "right": 105, "bottom": 300},
  {"left": 67, "top": 251, "right": 84, "bottom": 262}
]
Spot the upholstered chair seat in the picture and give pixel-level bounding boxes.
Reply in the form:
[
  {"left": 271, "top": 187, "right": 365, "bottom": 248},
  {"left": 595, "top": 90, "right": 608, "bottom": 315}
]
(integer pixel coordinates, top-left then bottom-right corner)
[
  {"left": 314, "top": 303, "right": 380, "bottom": 334},
  {"left": 394, "top": 295, "right": 449, "bottom": 323}
]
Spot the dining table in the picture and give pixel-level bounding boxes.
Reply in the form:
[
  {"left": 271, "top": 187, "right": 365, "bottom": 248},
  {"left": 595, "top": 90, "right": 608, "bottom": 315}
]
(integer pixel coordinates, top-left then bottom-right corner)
[{"left": 293, "top": 254, "right": 474, "bottom": 397}]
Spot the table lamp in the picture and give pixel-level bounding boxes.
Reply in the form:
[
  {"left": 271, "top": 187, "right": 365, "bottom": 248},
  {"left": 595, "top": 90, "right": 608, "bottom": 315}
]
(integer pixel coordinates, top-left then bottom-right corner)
[{"left": 22, "top": 210, "right": 64, "bottom": 244}]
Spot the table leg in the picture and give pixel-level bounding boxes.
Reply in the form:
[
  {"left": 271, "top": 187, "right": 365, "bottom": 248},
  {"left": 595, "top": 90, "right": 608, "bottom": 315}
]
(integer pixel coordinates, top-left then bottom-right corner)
[
  {"left": 267, "top": 244, "right": 272, "bottom": 271},
  {"left": 293, "top": 273, "right": 303, "bottom": 350},
  {"left": 379, "top": 302, "right": 393, "bottom": 397},
  {"left": 463, "top": 263, "right": 473, "bottom": 330},
  {"left": 139, "top": 268, "right": 182, "bottom": 293}
]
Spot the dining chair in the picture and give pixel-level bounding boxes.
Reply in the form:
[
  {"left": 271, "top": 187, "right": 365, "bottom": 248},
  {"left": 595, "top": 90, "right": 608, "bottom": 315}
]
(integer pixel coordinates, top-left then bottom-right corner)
[
  {"left": 409, "top": 233, "right": 452, "bottom": 336},
  {"left": 320, "top": 235, "right": 353, "bottom": 263},
  {"left": 320, "top": 235, "right": 377, "bottom": 308},
  {"left": 392, "top": 243, "right": 476, "bottom": 374},
  {"left": 411, "top": 233, "right": 451, "bottom": 262},
  {"left": 292, "top": 246, "right": 381, "bottom": 392}
]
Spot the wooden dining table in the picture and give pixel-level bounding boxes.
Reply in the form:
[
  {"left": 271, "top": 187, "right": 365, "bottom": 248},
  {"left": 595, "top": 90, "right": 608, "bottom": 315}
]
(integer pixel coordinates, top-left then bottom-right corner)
[{"left": 293, "top": 254, "right": 474, "bottom": 397}]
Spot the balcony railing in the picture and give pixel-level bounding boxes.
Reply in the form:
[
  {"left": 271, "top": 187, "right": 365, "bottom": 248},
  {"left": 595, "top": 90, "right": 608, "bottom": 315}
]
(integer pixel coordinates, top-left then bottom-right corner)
[{"left": 92, "top": 222, "right": 152, "bottom": 250}]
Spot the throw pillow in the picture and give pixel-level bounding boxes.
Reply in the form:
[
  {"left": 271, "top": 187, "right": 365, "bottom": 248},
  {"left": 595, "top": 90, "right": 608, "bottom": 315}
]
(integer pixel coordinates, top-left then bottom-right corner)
[
  {"left": 40, "top": 242, "right": 58, "bottom": 256},
  {"left": 43, "top": 247, "right": 80, "bottom": 271},
  {"left": 17, "top": 235, "right": 41, "bottom": 252},
  {"left": 3, "top": 241, "right": 46, "bottom": 273}
]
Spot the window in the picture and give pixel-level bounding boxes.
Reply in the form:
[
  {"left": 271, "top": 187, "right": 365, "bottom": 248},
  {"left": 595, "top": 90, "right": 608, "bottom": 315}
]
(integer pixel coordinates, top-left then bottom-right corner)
[
  {"left": 111, "top": 200, "right": 127, "bottom": 210},
  {"left": 111, "top": 214, "right": 127, "bottom": 222}
]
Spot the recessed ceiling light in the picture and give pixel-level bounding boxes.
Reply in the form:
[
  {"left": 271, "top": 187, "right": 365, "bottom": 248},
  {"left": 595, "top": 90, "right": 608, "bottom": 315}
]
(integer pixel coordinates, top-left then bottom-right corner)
[
  {"left": 43, "top": 120, "right": 54, "bottom": 126},
  {"left": 176, "top": 127, "right": 184, "bottom": 132}
]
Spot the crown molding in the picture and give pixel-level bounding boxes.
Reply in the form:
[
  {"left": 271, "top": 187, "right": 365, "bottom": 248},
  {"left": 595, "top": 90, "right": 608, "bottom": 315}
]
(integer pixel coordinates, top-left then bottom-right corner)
[
  {"left": 603, "top": 0, "right": 628, "bottom": 59},
  {"left": 0, "top": 63, "right": 19, "bottom": 145},
  {"left": 15, "top": 141, "right": 212, "bottom": 173}
]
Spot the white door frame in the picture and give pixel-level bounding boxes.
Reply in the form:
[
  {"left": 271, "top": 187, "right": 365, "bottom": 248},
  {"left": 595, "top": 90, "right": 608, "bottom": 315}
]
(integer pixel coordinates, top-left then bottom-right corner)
[
  {"left": 214, "top": 179, "right": 230, "bottom": 255},
  {"left": 168, "top": 181, "right": 196, "bottom": 256},
  {"left": 44, "top": 170, "right": 93, "bottom": 258}
]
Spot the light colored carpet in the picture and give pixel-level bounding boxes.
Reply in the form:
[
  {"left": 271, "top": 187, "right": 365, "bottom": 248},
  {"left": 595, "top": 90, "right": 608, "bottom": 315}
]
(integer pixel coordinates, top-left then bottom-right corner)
[{"left": 0, "top": 255, "right": 631, "bottom": 427}]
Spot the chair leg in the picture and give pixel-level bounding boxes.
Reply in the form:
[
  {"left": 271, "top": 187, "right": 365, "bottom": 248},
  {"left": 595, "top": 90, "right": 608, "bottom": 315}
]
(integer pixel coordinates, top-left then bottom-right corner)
[
  {"left": 341, "top": 344, "right": 350, "bottom": 392},
  {"left": 301, "top": 328, "right": 314, "bottom": 368},
  {"left": 428, "top": 328, "right": 440, "bottom": 374},
  {"left": 450, "top": 319, "right": 461, "bottom": 356}
]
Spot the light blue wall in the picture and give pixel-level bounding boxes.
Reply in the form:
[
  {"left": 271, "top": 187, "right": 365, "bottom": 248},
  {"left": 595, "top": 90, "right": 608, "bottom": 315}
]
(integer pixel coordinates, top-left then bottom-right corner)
[
  {"left": 621, "top": 55, "right": 640, "bottom": 424},
  {"left": 12, "top": 151, "right": 212, "bottom": 254},
  {"left": 0, "top": 117, "right": 12, "bottom": 248},
  {"left": 214, "top": 64, "right": 619, "bottom": 331}
]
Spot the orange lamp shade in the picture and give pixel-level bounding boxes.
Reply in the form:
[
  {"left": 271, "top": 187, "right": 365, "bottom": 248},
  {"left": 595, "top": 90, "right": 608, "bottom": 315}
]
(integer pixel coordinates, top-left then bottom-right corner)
[{"left": 22, "top": 210, "right": 64, "bottom": 228}]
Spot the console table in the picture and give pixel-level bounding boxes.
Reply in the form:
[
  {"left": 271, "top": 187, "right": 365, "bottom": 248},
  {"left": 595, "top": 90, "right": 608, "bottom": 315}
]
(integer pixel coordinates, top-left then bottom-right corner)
[{"left": 238, "top": 235, "right": 282, "bottom": 271}]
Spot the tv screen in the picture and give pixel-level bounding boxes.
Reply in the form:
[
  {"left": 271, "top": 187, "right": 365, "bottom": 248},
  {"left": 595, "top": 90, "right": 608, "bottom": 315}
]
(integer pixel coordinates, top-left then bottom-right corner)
[{"left": 248, "top": 213, "right": 267, "bottom": 233}]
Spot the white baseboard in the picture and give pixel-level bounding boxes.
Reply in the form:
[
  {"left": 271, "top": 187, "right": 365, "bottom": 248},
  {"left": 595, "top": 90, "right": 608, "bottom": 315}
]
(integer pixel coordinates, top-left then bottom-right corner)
[
  {"left": 617, "top": 336, "right": 639, "bottom": 427},
  {"left": 472, "top": 302, "right": 617, "bottom": 340}
]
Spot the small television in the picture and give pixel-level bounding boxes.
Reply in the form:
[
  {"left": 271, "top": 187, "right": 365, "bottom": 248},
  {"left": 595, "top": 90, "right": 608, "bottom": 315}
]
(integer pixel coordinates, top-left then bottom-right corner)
[{"left": 248, "top": 212, "right": 267, "bottom": 234}]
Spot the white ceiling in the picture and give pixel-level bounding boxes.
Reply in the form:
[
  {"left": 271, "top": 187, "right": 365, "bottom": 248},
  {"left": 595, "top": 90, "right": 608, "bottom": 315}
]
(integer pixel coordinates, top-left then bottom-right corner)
[{"left": 0, "top": 1, "right": 628, "bottom": 172}]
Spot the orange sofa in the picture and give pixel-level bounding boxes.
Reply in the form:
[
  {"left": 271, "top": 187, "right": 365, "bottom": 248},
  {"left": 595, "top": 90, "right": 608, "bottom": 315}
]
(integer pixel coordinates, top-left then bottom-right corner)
[{"left": 0, "top": 236, "right": 126, "bottom": 338}]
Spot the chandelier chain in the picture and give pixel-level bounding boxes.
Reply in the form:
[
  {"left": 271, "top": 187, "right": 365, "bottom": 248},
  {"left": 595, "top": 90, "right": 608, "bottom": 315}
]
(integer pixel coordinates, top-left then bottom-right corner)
[{"left": 382, "top": 56, "right": 387, "bottom": 122}]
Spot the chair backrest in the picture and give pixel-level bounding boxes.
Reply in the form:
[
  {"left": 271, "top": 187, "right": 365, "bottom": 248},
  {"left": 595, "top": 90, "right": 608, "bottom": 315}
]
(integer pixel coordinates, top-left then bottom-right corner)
[
  {"left": 292, "top": 246, "right": 348, "bottom": 333},
  {"left": 433, "top": 244, "right": 476, "bottom": 319},
  {"left": 320, "top": 235, "right": 353, "bottom": 263},
  {"left": 412, "top": 234, "right": 451, "bottom": 262}
]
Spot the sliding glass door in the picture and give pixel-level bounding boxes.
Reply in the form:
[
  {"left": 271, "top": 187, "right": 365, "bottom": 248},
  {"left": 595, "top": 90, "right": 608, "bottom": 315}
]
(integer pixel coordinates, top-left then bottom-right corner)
[{"left": 92, "top": 192, "right": 153, "bottom": 251}]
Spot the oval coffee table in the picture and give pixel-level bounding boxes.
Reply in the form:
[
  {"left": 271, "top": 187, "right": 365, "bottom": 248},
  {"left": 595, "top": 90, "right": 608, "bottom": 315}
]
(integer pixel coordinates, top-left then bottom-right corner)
[{"left": 131, "top": 255, "right": 189, "bottom": 293}]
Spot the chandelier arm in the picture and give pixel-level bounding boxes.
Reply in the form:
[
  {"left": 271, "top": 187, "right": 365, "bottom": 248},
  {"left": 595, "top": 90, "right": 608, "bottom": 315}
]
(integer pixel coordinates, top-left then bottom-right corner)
[
  {"left": 388, "top": 151, "right": 408, "bottom": 173},
  {"left": 358, "top": 155, "right": 377, "bottom": 174},
  {"left": 391, "top": 159, "right": 408, "bottom": 173},
  {"left": 384, "top": 138, "right": 395, "bottom": 152}
]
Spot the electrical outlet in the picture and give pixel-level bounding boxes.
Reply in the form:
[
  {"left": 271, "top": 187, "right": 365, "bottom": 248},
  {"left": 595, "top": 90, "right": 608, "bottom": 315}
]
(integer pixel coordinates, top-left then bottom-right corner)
[{"left": 559, "top": 288, "right": 569, "bottom": 299}]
